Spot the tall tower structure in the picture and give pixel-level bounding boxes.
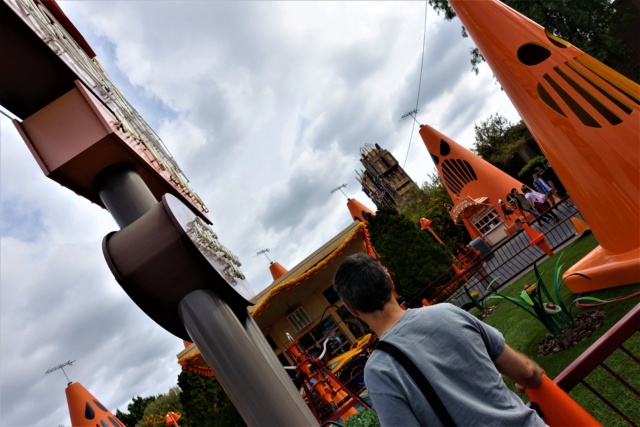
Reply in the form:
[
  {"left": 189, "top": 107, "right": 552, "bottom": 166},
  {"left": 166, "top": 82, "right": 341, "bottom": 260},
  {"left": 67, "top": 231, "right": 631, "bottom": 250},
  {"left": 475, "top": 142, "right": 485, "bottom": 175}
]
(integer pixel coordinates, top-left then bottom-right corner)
[{"left": 356, "top": 143, "right": 420, "bottom": 210}]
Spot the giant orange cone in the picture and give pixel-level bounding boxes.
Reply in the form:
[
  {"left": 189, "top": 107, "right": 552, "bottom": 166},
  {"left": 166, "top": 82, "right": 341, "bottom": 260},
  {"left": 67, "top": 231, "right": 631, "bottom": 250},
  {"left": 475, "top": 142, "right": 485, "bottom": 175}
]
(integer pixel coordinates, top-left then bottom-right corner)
[
  {"left": 419, "top": 125, "right": 528, "bottom": 240},
  {"left": 526, "top": 375, "right": 602, "bottom": 426},
  {"left": 522, "top": 223, "right": 554, "bottom": 257},
  {"left": 448, "top": 0, "right": 640, "bottom": 293},
  {"left": 347, "top": 198, "right": 375, "bottom": 223},
  {"left": 66, "top": 382, "right": 125, "bottom": 427},
  {"left": 269, "top": 261, "right": 288, "bottom": 281}
]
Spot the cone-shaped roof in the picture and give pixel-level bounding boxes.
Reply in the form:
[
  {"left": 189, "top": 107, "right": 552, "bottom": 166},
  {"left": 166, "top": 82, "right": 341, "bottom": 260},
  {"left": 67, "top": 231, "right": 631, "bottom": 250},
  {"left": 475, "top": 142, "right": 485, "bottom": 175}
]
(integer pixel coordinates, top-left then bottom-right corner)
[
  {"left": 269, "top": 261, "right": 288, "bottom": 281},
  {"left": 419, "top": 124, "right": 525, "bottom": 224},
  {"left": 448, "top": 0, "right": 639, "bottom": 255},
  {"left": 347, "top": 198, "right": 375, "bottom": 223},
  {"left": 65, "top": 382, "right": 125, "bottom": 427}
]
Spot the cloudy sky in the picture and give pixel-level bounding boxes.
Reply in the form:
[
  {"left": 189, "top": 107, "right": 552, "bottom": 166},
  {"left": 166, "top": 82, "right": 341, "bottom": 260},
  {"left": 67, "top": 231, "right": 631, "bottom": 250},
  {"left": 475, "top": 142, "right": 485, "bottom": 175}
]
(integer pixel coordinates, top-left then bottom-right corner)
[{"left": 1, "top": 1, "right": 521, "bottom": 425}]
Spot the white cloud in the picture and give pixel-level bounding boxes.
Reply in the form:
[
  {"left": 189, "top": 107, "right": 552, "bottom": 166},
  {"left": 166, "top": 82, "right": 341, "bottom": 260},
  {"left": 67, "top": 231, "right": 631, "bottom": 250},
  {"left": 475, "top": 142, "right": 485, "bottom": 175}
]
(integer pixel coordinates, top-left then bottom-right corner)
[{"left": 1, "top": 2, "right": 521, "bottom": 426}]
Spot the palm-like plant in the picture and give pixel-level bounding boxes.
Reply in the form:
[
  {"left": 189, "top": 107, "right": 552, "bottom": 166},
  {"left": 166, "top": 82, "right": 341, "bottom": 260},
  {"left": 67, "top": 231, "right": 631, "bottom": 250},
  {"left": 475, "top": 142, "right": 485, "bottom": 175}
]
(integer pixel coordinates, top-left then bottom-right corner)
[
  {"left": 488, "top": 254, "right": 608, "bottom": 339},
  {"left": 462, "top": 278, "right": 499, "bottom": 312}
]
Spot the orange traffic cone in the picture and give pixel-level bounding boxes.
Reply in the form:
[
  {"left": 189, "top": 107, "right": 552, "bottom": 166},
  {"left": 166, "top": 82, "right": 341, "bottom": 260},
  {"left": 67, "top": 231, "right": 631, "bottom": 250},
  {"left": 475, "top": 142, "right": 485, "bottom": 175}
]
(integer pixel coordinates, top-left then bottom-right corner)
[
  {"left": 452, "top": 263, "right": 469, "bottom": 281},
  {"left": 522, "top": 223, "right": 553, "bottom": 257},
  {"left": 570, "top": 217, "right": 591, "bottom": 236},
  {"left": 66, "top": 382, "right": 125, "bottom": 427},
  {"left": 526, "top": 375, "right": 602, "bottom": 426}
]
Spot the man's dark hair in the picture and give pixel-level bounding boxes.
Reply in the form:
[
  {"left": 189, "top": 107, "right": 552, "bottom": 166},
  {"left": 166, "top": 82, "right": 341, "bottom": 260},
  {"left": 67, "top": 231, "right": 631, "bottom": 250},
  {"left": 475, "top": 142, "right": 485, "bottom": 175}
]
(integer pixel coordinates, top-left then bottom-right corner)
[
  {"left": 333, "top": 253, "right": 392, "bottom": 313},
  {"left": 522, "top": 187, "right": 531, "bottom": 193}
]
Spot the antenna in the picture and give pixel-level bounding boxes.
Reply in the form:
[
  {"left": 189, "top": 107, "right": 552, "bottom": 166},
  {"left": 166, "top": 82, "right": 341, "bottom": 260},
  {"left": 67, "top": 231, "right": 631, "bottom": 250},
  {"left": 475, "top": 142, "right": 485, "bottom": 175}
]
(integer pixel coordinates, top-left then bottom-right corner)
[
  {"left": 256, "top": 249, "right": 272, "bottom": 263},
  {"left": 331, "top": 183, "right": 349, "bottom": 200},
  {"left": 45, "top": 360, "right": 75, "bottom": 386},
  {"left": 401, "top": 108, "right": 420, "bottom": 126}
]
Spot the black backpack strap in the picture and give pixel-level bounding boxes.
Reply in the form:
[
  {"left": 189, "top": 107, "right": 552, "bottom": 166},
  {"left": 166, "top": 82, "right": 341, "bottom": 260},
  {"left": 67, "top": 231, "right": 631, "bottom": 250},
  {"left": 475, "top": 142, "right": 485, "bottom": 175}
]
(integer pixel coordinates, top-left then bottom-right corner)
[{"left": 376, "top": 341, "right": 457, "bottom": 427}]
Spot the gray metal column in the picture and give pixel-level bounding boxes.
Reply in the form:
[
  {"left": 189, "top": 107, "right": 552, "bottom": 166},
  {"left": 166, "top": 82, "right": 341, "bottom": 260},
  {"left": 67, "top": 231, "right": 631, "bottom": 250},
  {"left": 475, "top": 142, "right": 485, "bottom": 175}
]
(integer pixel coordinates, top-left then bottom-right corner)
[
  {"left": 178, "top": 289, "right": 317, "bottom": 426},
  {"left": 242, "top": 311, "right": 313, "bottom": 415},
  {"left": 94, "top": 163, "right": 158, "bottom": 229}
]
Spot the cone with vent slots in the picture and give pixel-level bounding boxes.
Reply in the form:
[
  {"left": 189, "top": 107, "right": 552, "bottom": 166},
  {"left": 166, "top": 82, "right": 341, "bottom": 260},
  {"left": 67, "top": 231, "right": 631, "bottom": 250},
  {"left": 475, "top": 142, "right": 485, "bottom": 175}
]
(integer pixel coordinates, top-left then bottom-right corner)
[
  {"left": 448, "top": 0, "right": 640, "bottom": 293},
  {"left": 522, "top": 223, "right": 553, "bottom": 257},
  {"left": 66, "top": 382, "right": 125, "bottom": 427},
  {"left": 347, "top": 198, "right": 375, "bottom": 223},
  {"left": 269, "top": 261, "right": 288, "bottom": 281},
  {"left": 526, "top": 375, "right": 602, "bottom": 426},
  {"left": 419, "top": 125, "right": 527, "bottom": 241},
  {"left": 570, "top": 217, "right": 591, "bottom": 236}
]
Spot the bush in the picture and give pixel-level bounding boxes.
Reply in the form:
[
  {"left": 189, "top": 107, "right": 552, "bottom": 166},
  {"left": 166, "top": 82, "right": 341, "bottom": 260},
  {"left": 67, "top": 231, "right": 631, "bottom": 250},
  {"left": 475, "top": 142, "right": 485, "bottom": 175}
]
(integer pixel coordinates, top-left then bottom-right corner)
[
  {"left": 518, "top": 155, "right": 546, "bottom": 180},
  {"left": 345, "top": 408, "right": 380, "bottom": 427}
]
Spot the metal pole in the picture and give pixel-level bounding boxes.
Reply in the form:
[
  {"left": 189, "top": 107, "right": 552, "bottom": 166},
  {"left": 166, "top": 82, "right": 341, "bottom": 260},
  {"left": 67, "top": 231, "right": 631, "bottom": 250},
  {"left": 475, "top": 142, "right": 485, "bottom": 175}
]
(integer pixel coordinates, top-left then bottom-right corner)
[
  {"left": 241, "top": 311, "right": 314, "bottom": 416},
  {"left": 178, "top": 289, "right": 317, "bottom": 427},
  {"left": 93, "top": 163, "right": 158, "bottom": 229}
]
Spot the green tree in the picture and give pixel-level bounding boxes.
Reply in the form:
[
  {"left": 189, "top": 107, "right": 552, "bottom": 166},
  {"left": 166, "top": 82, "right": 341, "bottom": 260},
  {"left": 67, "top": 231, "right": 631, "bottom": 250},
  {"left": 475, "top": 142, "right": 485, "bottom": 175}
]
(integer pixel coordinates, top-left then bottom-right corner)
[
  {"left": 472, "top": 114, "right": 542, "bottom": 180},
  {"left": 136, "top": 387, "right": 184, "bottom": 427},
  {"left": 399, "top": 173, "right": 470, "bottom": 252},
  {"left": 116, "top": 395, "right": 158, "bottom": 427},
  {"left": 366, "top": 205, "right": 451, "bottom": 300},
  {"left": 428, "top": 0, "right": 632, "bottom": 76},
  {"left": 177, "top": 370, "right": 243, "bottom": 427}
]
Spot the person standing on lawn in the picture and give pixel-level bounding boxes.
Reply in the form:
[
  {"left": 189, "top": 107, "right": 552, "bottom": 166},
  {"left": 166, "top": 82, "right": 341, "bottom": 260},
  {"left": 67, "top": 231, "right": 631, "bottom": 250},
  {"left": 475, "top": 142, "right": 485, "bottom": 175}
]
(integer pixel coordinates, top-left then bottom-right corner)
[{"left": 333, "top": 253, "right": 546, "bottom": 426}]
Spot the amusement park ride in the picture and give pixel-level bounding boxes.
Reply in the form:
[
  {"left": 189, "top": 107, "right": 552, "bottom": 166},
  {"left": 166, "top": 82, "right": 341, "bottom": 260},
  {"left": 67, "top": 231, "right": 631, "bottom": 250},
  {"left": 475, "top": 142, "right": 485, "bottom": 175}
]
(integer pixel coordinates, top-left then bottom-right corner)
[{"left": 1, "top": 0, "right": 637, "bottom": 425}]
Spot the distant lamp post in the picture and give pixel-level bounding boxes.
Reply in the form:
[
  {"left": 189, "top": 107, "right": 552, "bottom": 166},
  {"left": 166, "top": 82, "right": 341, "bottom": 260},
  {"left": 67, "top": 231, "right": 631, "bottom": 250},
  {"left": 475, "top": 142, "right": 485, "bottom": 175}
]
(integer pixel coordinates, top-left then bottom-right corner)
[{"left": 420, "top": 218, "right": 455, "bottom": 260}]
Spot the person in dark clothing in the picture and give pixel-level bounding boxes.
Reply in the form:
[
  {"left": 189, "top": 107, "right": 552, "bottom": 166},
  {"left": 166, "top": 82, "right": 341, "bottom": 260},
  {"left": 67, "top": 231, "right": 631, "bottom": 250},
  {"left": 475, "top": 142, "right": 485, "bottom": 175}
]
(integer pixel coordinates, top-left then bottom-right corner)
[
  {"left": 539, "top": 162, "right": 568, "bottom": 199},
  {"left": 507, "top": 189, "right": 539, "bottom": 220},
  {"left": 532, "top": 171, "right": 557, "bottom": 206}
]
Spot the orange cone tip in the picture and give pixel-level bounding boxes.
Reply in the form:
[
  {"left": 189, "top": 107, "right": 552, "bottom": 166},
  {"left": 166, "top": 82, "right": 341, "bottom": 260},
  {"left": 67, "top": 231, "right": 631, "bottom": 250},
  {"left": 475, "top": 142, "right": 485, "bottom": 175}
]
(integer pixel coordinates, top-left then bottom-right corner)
[
  {"left": 347, "top": 198, "right": 375, "bottom": 223},
  {"left": 269, "top": 261, "right": 288, "bottom": 281},
  {"left": 65, "top": 382, "right": 125, "bottom": 427}
]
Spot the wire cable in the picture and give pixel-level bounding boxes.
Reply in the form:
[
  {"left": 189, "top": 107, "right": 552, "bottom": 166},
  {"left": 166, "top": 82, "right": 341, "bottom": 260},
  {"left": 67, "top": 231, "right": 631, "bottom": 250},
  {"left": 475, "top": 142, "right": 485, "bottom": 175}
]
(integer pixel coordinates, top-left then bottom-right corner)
[{"left": 403, "top": 0, "right": 428, "bottom": 169}]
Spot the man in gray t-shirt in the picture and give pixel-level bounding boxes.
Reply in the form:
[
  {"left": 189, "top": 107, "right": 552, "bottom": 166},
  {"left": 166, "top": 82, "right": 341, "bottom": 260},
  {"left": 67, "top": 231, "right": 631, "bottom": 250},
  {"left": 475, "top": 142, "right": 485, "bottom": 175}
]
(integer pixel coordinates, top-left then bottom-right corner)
[{"left": 333, "top": 253, "right": 546, "bottom": 426}]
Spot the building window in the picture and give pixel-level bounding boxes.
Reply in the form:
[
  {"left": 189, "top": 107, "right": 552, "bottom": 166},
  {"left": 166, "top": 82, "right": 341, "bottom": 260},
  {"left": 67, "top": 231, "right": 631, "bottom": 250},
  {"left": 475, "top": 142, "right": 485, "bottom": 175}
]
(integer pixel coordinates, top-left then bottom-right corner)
[
  {"left": 287, "top": 306, "right": 312, "bottom": 333},
  {"left": 471, "top": 207, "right": 503, "bottom": 235},
  {"left": 297, "top": 316, "right": 348, "bottom": 362},
  {"left": 322, "top": 286, "right": 340, "bottom": 305}
]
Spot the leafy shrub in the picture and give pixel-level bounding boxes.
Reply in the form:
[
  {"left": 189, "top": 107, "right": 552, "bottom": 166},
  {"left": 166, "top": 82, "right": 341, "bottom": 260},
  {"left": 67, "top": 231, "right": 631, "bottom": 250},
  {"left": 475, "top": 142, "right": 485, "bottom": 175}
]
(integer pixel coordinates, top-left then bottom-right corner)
[
  {"left": 345, "top": 408, "right": 380, "bottom": 427},
  {"left": 518, "top": 155, "right": 546, "bottom": 180}
]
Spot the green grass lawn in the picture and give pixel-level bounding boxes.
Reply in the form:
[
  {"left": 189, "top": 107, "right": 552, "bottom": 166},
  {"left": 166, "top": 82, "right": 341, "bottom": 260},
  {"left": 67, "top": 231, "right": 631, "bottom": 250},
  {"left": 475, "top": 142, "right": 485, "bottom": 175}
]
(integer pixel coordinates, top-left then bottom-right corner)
[{"left": 476, "top": 233, "right": 640, "bottom": 426}]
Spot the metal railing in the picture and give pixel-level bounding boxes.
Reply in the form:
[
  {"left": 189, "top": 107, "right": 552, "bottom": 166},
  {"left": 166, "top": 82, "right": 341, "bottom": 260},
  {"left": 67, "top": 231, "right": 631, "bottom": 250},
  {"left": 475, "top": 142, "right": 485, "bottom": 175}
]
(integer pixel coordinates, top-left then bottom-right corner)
[
  {"left": 408, "top": 198, "right": 584, "bottom": 307},
  {"left": 555, "top": 304, "right": 640, "bottom": 426}
]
